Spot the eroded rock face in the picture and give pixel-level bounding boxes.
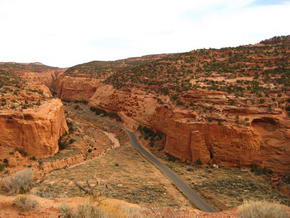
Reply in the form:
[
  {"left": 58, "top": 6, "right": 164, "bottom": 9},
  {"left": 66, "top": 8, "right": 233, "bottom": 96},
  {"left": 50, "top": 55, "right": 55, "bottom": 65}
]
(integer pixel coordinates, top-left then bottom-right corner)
[
  {"left": 54, "top": 36, "right": 290, "bottom": 173},
  {"left": 0, "top": 99, "right": 68, "bottom": 158},
  {"left": 87, "top": 85, "right": 290, "bottom": 173},
  {"left": 56, "top": 79, "right": 290, "bottom": 173},
  {"left": 56, "top": 75, "right": 101, "bottom": 101},
  {"left": 0, "top": 62, "right": 66, "bottom": 87}
]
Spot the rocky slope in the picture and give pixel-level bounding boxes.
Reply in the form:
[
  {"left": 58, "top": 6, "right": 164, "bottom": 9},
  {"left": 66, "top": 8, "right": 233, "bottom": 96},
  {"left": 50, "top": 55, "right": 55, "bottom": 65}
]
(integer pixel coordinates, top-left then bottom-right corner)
[
  {"left": 0, "top": 62, "right": 66, "bottom": 89},
  {"left": 0, "top": 98, "right": 67, "bottom": 158},
  {"left": 55, "top": 36, "right": 290, "bottom": 174},
  {"left": 0, "top": 68, "right": 68, "bottom": 159},
  {"left": 0, "top": 194, "right": 240, "bottom": 218}
]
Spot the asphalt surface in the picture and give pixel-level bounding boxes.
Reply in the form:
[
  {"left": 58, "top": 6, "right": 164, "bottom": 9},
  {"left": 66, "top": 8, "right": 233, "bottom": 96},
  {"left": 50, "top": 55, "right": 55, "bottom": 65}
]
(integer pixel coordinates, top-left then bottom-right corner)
[
  {"left": 126, "top": 130, "right": 217, "bottom": 212},
  {"left": 80, "top": 105, "right": 217, "bottom": 212}
]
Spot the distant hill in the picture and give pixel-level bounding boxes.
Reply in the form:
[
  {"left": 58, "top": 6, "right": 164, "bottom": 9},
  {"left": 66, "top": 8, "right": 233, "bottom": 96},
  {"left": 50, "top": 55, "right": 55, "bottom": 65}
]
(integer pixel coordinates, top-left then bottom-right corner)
[
  {"left": 0, "top": 62, "right": 61, "bottom": 73},
  {"left": 64, "top": 35, "right": 290, "bottom": 105}
]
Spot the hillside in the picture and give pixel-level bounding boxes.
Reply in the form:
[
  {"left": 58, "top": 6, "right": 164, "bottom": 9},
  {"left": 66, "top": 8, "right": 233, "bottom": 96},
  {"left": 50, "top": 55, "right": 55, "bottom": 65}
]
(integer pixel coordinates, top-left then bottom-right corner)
[
  {"left": 0, "top": 70, "right": 49, "bottom": 111},
  {"left": 0, "top": 36, "right": 290, "bottom": 217},
  {"left": 56, "top": 35, "right": 290, "bottom": 175},
  {"left": 0, "top": 65, "right": 67, "bottom": 163},
  {"left": 64, "top": 36, "right": 289, "bottom": 116},
  {"left": 0, "top": 62, "right": 60, "bottom": 73},
  {"left": 0, "top": 62, "right": 66, "bottom": 89}
]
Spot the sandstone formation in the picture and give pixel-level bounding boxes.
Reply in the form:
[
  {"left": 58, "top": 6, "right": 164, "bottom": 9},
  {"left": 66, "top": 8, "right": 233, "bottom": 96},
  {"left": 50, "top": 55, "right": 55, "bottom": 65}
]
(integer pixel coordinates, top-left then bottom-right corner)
[
  {"left": 87, "top": 85, "right": 290, "bottom": 173},
  {"left": 56, "top": 76, "right": 101, "bottom": 101},
  {"left": 0, "top": 62, "right": 66, "bottom": 89},
  {"left": 0, "top": 99, "right": 68, "bottom": 158},
  {"left": 55, "top": 36, "right": 290, "bottom": 173},
  {"left": 0, "top": 68, "right": 68, "bottom": 159}
]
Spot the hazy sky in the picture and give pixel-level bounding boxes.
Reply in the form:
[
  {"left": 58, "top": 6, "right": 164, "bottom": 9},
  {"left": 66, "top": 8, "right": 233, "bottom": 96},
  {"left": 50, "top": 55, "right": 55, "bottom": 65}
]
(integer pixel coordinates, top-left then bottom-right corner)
[{"left": 0, "top": 0, "right": 289, "bottom": 67}]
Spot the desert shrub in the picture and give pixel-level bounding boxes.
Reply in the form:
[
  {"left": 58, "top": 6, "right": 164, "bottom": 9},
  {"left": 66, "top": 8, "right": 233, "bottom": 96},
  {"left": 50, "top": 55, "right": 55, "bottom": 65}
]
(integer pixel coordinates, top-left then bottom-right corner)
[
  {"left": 282, "top": 173, "right": 290, "bottom": 184},
  {"left": 59, "top": 136, "right": 68, "bottom": 150},
  {"left": 68, "top": 138, "right": 76, "bottom": 144},
  {"left": 59, "top": 204, "right": 75, "bottom": 218},
  {"left": 29, "top": 156, "right": 37, "bottom": 161},
  {"left": 238, "top": 200, "right": 290, "bottom": 218},
  {"left": 74, "top": 105, "right": 81, "bottom": 110},
  {"left": 259, "top": 98, "right": 265, "bottom": 104},
  {"left": 75, "top": 203, "right": 106, "bottom": 218},
  {"left": 3, "top": 158, "right": 9, "bottom": 166},
  {"left": 137, "top": 125, "right": 164, "bottom": 144},
  {"left": 90, "top": 106, "right": 96, "bottom": 112},
  {"left": 90, "top": 107, "right": 122, "bottom": 122},
  {"left": 67, "top": 120, "right": 76, "bottom": 132},
  {"left": 73, "top": 100, "right": 87, "bottom": 104},
  {"left": 13, "top": 195, "right": 38, "bottom": 212},
  {"left": 166, "top": 153, "right": 180, "bottom": 162},
  {"left": 107, "top": 112, "right": 122, "bottom": 122},
  {"left": 0, "top": 164, "right": 5, "bottom": 171},
  {"left": 0, "top": 168, "right": 33, "bottom": 194},
  {"left": 250, "top": 164, "right": 272, "bottom": 175},
  {"left": 194, "top": 159, "right": 202, "bottom": 166},
  {"left": 15, "top": 148, "right": 28, "bottom": 156},
  {"left": 59, "top": 203, "right": 107, "bottom": 218},
  {"left": 160, "top": 87, "right": 169, "bottom": 95}
]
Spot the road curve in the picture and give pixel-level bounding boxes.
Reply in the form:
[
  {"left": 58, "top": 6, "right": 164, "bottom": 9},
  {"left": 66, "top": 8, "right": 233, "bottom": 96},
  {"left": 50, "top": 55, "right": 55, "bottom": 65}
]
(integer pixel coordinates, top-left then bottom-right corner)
[
  {"left": 126, "top": 130, "right": 217, "bottom": 212},
  {"left": 80, "top": 105, "right": 217, "bottom": 212}
]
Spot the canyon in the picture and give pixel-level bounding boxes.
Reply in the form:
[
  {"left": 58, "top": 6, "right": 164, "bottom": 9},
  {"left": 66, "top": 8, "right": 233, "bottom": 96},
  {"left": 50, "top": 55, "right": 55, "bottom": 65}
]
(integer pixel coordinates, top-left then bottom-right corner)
[
  {"left": 0, "top": 64, "right": 67, "bottom": 158},
  {"left": 0, "top": 98, "right": 67, "bottom": 158},
  {"left": 56, "top": 36, "right": 290, "bottom": 174},
  {"left": 0, "top": 36, "right": 289, "bottom": 217}
]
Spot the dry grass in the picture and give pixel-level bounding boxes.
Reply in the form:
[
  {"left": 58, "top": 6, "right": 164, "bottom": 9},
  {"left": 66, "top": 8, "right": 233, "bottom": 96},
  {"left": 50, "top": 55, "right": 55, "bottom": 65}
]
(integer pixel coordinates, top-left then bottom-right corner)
[
  {"left": 58, "top": 197, "right": 194, "bottom": 218},
  {"left": 100, "top": 200, "right": 145, "bottom": 218},
  {"left": 59, "top": 200, "right": 147, "bottom": 218},
  {"left": 143, "top": 207, "right": 193, "bottom": 218},
  {"left": 13, "top": 195, "right": 38, "bottom": 212},
  {"left": 0, "top": 168, "right": 33, "bottom": 194},
  {"left": 238, "top": 200, "right": 290, "bottom": 218},
  {"left": 59, "top": 202, "right": 107, "bottom": 218}
]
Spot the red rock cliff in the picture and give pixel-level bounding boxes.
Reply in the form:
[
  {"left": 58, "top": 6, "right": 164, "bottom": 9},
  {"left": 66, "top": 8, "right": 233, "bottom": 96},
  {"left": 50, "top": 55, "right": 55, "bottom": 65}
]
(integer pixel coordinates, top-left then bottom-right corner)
[
  {"left": 85, "top": 84, "right": 290, "bottom": 174},
  {"left": 56, "top": 75, "right": 101, "bottom": 101},
  {"left": 0, "top": 98, "right": 68, "bottom": 158},
  {"left": 53, "top": 36, "right": 290, "bottom": 173}
]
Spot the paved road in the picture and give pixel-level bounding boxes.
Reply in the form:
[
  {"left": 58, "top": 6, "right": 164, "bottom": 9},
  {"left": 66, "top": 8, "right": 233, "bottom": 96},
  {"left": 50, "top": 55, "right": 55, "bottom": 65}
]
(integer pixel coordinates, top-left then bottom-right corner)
[
  {"left": 80, "top": 105, "right": 217, "bottom": 212},
  {"left": 126, "top": 130, "right": 217, "bottom": 212}
]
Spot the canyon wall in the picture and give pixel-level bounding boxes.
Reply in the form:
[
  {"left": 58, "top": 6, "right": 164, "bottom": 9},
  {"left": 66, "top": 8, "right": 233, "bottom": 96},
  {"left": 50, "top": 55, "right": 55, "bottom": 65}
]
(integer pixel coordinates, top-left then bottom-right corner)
[
  {"left": 151, "top": 107, "right": 290, "bottom": 173},
  {"left": 56, "top": 75, "right": 101, "bottom": 101},
  {"left": 0, "top": 98, "right": 68, "bottom": 158},
  {"left": 55, "top": 80, "right": 290, "bottom": 173},
  {"left": 53, "top": 36, "right": 290, "bottom": 173}
]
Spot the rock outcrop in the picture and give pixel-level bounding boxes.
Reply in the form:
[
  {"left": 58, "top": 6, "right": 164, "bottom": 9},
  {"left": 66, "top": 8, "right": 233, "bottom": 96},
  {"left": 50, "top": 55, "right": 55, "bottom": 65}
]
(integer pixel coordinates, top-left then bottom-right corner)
[
  {"left": 0, "top": 62, "right": 66, "bottom": 89},
  {"left": 152, "top": 107, "right": 290, "bottom": 173},
  {"left": 0, "top": 65, "right": 68, "bottom": 159},
  {"left": 54, "top": 35, "right": 290, "bottom": 173},
  {"left": 87, "top": 85, "right": 290, "bottom": 173},
  {"left": 56, "top": 75, "right": 101, "bottom": 102},
  {"left": 74, "top": 84, "right": 287, "bottom": 174},
  {"left": 0, "top": 98, "right": 68, "bottom": 158}
]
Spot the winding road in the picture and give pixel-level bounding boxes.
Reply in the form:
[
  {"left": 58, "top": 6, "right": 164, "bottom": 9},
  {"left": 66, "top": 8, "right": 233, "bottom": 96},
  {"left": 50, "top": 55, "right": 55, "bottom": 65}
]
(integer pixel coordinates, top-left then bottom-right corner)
[
  {"left": 81, "top": 105, "right": 217, "bottom": 212},
  {"left": 126, "top": 130, "right": 217, "bottom": 212}
]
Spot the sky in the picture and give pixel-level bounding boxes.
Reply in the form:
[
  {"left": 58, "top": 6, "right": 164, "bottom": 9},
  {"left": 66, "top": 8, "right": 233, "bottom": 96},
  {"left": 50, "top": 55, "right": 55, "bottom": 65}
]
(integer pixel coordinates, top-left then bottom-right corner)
[{"left": 0, "top": 0, "right": 289, "bottom": 67}]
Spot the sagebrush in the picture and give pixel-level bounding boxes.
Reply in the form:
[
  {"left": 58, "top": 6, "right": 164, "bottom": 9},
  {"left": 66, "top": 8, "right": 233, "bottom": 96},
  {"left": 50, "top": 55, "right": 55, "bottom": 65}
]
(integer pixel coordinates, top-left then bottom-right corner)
[
  {"left": 238, "top": 200, "right": 290, "bottom": 218},
  {"left": 59, "top": 202, "right": 107, "bottom": 218},
  {"left": 13, "top": 195, "right": 38, "bottom": 212},
  {"left": 0, "top": 168, "right": 33, "bottom": 194}
]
